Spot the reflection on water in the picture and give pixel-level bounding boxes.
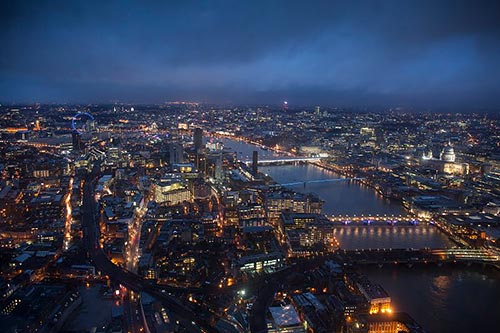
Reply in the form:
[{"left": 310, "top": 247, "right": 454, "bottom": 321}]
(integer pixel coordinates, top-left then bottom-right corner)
[
  {"left": 431, "top": 275, "right": 451, "bottom": 310},
  {"left": 220, "top": 138, "right": 402, "bottom": 215},
  {"left": 333, "top": 226, "right": 453, "bottom": 249},
  {"left": 221, "top": 138, "right": 499, "bottom": 332},
  {"left": 222, "top": 138, "right": 449, "bottom": 249},
  {"left": 219, "top": 138, "right": 398, "bottom": 215},
  {"left": 433, "top": 275, "right": 451, "bottom": 290},
  {"left": 260, "top": 164, "right": 405, "bottom": 215},
  {"left": 362, "top": 266, "right": 500, "bottom": 333},
  {"left": 215, "top": 138, "right": 282, "bottom": 161}
]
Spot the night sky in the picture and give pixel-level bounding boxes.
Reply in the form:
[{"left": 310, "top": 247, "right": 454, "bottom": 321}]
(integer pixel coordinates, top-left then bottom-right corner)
[{"left": 1, "top": 0, "right": 500, "bottom": 107}]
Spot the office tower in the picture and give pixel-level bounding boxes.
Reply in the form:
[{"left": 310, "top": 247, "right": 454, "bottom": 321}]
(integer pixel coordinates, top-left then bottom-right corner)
[
  {"left": 169, "top": 143, "right": 184, "bottom": 165},
  {"left": 194, "top": 128, "right": 203, "bottom": 153},
  {"left": 72, "top": 131, "right": 82, "bottom": 151},
  {"left": 215, "top": 153, "right": 223, "bottom": 181},
  {"left": 252, "top": 150, "right": 258, "bottom": 174}
]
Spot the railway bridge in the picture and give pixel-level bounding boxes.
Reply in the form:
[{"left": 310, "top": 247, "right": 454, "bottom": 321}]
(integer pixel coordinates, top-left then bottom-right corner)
[{"left": 335, "top": 247, "right": 500, "bottom": 267}]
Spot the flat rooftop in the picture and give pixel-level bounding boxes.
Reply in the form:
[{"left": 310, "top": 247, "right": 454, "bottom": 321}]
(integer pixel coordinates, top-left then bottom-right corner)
[{"left": 269, "top": 305, "right": 302, "bottom": 327}]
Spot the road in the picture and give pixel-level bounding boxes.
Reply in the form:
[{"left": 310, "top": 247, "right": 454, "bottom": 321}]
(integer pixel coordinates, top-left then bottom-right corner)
[
  {"left": 81, "top": 173, "right": 335, "bottom": 332},
  {"left": 248, "top": 279, "right": 278, "bottom": 333},
  {"left": 124, "top": 293, "right": 144, "bottom": 333},
  {"left": 81, "top": 175, "right": 214, "bottom": 333}
]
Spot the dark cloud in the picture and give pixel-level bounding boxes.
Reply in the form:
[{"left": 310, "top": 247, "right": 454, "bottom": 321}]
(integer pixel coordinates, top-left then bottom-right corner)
[{"left": 1, "top": 0, "right": 500, "bottom": 107}]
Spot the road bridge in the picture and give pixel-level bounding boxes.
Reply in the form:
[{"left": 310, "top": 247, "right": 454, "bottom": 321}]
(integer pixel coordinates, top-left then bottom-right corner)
[
  {"left": 243, "top": 157, "right": 321, "bottom": 165},
  {"left": 327, "top": 215, "right": 423, "bottom": 225},
  {"left": 278, "top": 177, "right": 364, "bottom": 187}
]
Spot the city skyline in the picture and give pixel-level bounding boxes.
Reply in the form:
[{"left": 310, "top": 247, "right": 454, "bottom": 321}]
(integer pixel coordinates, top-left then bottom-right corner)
[
  {"left": 1, "top": 2, "right": 500, "bottom": 333},
  {"left": 1, "top": 1, "right": 500, "bottom": 108},
  {"left": 1, "top": 103, "right": 499, "bottom": 333}
]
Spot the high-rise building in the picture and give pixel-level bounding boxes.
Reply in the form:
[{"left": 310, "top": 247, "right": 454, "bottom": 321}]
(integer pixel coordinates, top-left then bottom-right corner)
[
  {"left": 72, "top": 131, "right": 82, "bottom": 151},
  {"left": 214, "top": 153, "right": 223, "bottom": 181},
  {"left": 315, "top": 106, "right": 320, "bottom": 115},
  {"left": 193, "top": 128, "right": 203, "bottom": 153},
  {"left": 252, "top": 150, "right": 258, "bottom": 174},
  {"left": 169, "top": 143, "right": 184, "bottom": 165}
]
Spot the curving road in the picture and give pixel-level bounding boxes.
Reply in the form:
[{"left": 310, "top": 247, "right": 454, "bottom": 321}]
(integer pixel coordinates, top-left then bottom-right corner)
[{"left": 81, "top": 176, "right": 214, "bottom": 333}]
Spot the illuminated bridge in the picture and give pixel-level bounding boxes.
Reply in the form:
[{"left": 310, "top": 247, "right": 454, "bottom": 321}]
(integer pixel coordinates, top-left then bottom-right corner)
[
  {"left": 243, "top": 157, "right": 321, "bottom": 165},
  {"left": 271, "top": 177, "right": 365, "bottom": 187},
  {"left": 326, "top": 215, "right": 423, "bottom": 226},
  {"left": 336, "top": 248, "right": 500, "bottom": 266}
]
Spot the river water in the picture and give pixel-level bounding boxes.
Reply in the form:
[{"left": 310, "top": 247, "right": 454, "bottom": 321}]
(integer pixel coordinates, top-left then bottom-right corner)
[
  {"left": 219, "top": 137, "right": 500, "bottom": 333},
  {"left": 259, "top": 164, "right": 453, "bottom": 250},
  {"left": 360, "top": 266, "right": 500, "bottom": 333},
  {"left": 261, "top": 164, "right": 405, "bottom": 216}
]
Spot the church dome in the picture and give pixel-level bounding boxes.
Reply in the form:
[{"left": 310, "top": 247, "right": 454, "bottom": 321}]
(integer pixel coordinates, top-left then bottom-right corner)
[{"left": 440, "top": 143, "right": 456, "bottom": 162}]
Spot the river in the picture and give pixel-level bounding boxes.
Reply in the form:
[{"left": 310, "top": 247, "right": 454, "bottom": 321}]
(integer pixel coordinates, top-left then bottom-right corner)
[
  {"left": 261, "top": 164, "right": 404, "bottom": 216},
  {"left": 260, "top": 164, "right": 453, "bottom": 249},
  {"left": 216, "top": 137, "right": 404, "bottom": 215},
  {"left": 360, "top": 265, "right": 500, "bottom": 333},
  {"left": 218, "top": 137, "right": 500, "bottom": 333}
]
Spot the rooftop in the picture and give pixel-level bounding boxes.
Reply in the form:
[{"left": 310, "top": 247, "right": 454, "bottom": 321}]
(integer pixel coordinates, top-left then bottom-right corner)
[{"left": 269, "top": 304, "right": 302, "bottom": 328}]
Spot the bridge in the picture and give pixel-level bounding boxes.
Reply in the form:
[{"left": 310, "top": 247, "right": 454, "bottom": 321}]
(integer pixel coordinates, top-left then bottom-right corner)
[
  {"left": 273, "top": 177, "right": 365, "bottom": 187},
  {"left": 335, "top": 247, "right": 500, "bottom": 266},
  {"left": 246, "top": 247, "right": 499, "bottom": 332},
  {"left": 327, "top": 214, "right": 422, "bottom": 225},
  {"left": 243, "top": 157, "right": 321, "bottom": 165}
]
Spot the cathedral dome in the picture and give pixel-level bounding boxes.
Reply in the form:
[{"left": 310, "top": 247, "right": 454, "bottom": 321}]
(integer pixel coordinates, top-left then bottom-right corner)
[{"left": 440, "top": 144, "right": 456, "bottom": 162}]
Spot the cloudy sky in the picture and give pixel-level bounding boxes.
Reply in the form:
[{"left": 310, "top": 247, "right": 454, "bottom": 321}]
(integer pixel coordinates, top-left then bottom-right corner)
[{"left": 1, "top": 0, "right": 500, "bottom": 107}]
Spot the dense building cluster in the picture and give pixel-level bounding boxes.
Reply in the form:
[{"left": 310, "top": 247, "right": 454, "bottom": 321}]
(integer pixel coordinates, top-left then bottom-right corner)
[{"left": 0, "top": 103, "right": 499, "bottom": 332}]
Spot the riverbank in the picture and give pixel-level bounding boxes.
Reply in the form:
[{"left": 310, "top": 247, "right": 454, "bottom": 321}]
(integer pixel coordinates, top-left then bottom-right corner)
[
  {"left": 209, "top": 132, "right": 293, "bottom": 157},
  {"left": 212, "top": 134, "right": 408, "bottom": 213},
  {"left": 360, "top": 264, "right": 500, "bottom": 333},
  {"left": 310, "top": 160, "right": 409, "bottom": 212},
  {"left": 219, "top": 136, "right": 500, "bottom": 333},
  {"left": 260, "top": 163, "right": 406, "bottom": 216}
]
